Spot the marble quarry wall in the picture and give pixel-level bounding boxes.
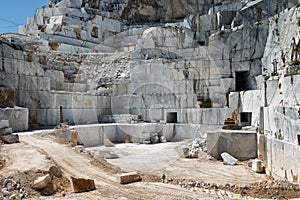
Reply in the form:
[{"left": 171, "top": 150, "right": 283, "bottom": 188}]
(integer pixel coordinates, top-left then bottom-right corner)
[
  {"left": 259, "top": 5, "right": 300, "bottom": 182},
  {"left": 0, "top": 0, "right": 300, "bottom": 183}
]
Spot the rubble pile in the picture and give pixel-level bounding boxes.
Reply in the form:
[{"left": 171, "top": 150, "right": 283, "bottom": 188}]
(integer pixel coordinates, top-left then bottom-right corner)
[
  {"left": 149, "top": 133, "right": 167, "bottom": 144},
  {"left": 183, "top": 137, "right": 207, "bottom": 158},
  {"left": 0, "top": 177, "right": 28, "bottom": 199},
  {"left": 0, "top": 166, "right": 69, "bottom": 199},
  {"left": 160, "top": 176, "right": 300, "bottom": 199}
]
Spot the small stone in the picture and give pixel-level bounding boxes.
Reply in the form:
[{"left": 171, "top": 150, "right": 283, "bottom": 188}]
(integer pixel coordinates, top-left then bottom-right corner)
[
  {"left": 188, "top": 181, "right": 196, "bottom": 187},
  {"left": 200, "top": 181, "right": 206, "bottom": 187},
  {"left": 251, "top": 159, "right": 263, "bottom": 173},
  {"left": 70, "top": 131, "right": 78, "bottom": 146},
  {"left": 9, "top": 194, "right": 17, "bottom": 200},
  {"left": 161, "top": 174, "right": 166, "bottom": 182},
  {"left": 49, "top": 165, "right": 62, "bottom": 178},
  {"left": 33, "top": 174, "right": 52, "bottom": 190},
  {"left": 191, "top": 140, "right": 200, "bottom": 148},
  {"left": 182, "top": 148, "right": 190, "bottom": 158},
  {"left": 167, "top": 177, "right": 173, "bottom": 182},
  {"left": 40, "top": 182, "right": 57, "bottom": 196},
  {"left": 6, "top": 182, "right": 13, "bottom": 191},
  {"left": 247, "top": 159, "right": 253, "bottom": 167},
  {"left": 104, "top": 153, "right": 119, "bottom": 159},
  {"left": 2, "top": 188, "right": 10, "bottom": 196},
  {"left": 188, "top": 148, "right": 200, "bottom": 158},
  {"left": 159, "top": 136, "right": 167, "bottom": 143},
  {"left": 150, "top": 133, "right": 159, "bottom": 144}
]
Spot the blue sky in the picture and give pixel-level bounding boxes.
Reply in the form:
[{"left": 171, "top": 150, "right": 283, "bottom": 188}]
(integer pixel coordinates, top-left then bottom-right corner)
[{"left": 0, "top": 0, "right": 48, "bottom": 33}]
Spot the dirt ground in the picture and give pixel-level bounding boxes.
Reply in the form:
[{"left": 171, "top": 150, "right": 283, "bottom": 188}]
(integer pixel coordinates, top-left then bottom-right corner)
[{"left": 0, "top": 130, "right": 299, "bottom": 200}]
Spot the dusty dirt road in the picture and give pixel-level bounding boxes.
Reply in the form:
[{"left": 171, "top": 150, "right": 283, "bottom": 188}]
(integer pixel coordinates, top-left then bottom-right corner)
[{"left": 18, "top": 134, "right": 230, "bottom": 200}]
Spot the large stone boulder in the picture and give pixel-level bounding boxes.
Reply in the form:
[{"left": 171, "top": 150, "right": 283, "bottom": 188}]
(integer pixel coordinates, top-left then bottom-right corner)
[
  {"left": 221, "top": 152, "right": 238, "bottom": 165},
  {"left": 70, "top": 177, "right": 96, "bottom": 193},
  {"left": 116, "top": 172, "right": 142, "bottom": 184}
]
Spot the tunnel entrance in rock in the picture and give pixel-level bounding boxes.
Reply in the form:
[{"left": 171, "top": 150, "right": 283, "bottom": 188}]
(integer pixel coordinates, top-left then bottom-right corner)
[
  {"left": 235, "top": 71, "right": 252, "bottom": 91},
  {"left": 167, "top": 112, "right": 177, "bottom": 123},
  {"left": 298, "top": 134, "right": 300, "bottom": 145},
  {"left": 240, "top": 112, "right": 252, "bottom": 126}
]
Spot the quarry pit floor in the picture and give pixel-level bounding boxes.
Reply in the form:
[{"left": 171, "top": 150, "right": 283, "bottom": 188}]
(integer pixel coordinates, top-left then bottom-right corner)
[{"left": 0, "top": 129, "right": 299, "bottom": 199}]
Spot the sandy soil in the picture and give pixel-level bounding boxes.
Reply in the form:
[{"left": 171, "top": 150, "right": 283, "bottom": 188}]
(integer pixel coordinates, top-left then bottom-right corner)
[{"left": 0, "top": 130, "right": 299, "bottom": 200}]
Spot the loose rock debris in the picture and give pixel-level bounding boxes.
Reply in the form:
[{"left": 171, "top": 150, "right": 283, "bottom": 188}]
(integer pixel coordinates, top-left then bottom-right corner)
[
  {"left": 142, "top": 173, "right": 300, "bottom": 199},
  {"left": 183, "top": 137, "right": 207, "bottom": 158},
  {"left": 0, "top": 168, "right": 70, "bottom": 199}
]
